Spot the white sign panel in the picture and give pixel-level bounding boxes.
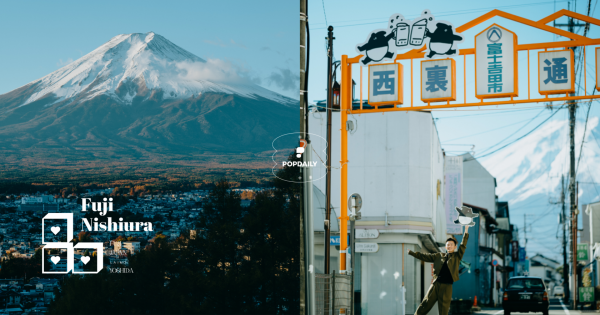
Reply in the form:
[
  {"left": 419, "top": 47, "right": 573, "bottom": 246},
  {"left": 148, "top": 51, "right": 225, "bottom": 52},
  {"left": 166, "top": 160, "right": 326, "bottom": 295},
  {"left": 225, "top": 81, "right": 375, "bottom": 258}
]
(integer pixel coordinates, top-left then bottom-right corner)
[
  {"left": 355, "top": 243, "right": 379, "bottom": 253},
  {"left": 475, "top": 24, "right": 517, "bottom": 99},
  {"left": 368, "top": 63, "right": 403, "bottom": 105},
  {"left": 445, "top": 156, "right": 463, "bottom": 235},
  {"left": 355, "top": 9, "right": 464, "bottom": 65},
  {"left": 355, "top": 229, "right": 380, "bottom": 239},
  {"left": 596, "top": 47, "right": 600, "bottom": 92},
  {"left": 539, "top": 50, "right": 575, "bottom": 95},
  {"left": 421, "top": 58, "right": 455, "bottom": 102}
]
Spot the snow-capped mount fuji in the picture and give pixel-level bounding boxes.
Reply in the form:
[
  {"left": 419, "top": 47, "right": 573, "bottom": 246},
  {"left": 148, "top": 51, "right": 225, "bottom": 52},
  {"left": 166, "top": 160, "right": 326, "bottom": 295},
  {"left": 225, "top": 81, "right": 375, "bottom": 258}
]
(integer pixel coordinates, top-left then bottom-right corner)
[
  {"left": 476, "top": 116, "right": 600, "bottom": 261},
  {"left": 18, "top": 32, "right": 293, "bottom": 107},
  {"left": 0, "top": 32, "right": 298, "bottom": 160}
]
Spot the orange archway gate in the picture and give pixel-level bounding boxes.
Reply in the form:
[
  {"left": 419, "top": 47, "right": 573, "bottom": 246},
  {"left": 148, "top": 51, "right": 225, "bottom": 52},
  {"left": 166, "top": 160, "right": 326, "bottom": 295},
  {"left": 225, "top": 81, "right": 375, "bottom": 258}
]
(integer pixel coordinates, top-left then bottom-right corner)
[{"left": 337, "top": 9, "right": 600, "bottom": 274}]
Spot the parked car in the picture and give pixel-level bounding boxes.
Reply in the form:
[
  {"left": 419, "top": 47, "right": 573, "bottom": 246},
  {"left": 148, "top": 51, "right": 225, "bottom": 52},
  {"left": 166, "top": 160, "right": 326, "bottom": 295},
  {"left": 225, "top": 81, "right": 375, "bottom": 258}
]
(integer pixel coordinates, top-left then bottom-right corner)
[
  {"left": 503, "top": 276, "right": 549, "bottom": 315},
  {"left": 553, "top": 286, "right": 564, "bottom": 297}
]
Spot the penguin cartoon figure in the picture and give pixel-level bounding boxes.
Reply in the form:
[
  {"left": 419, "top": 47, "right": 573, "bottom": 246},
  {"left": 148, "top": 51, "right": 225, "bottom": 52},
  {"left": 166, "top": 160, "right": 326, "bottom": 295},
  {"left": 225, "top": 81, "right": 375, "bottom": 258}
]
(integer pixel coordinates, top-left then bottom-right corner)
[
  {"left": 453, "top": 206, "right": 479, "bottom": 226},
  {"left": 356, "top": 30, "right": 395, "bottom": 65},
  {"left": 425, "top": 22, "right": 463, "bottom": 58}
]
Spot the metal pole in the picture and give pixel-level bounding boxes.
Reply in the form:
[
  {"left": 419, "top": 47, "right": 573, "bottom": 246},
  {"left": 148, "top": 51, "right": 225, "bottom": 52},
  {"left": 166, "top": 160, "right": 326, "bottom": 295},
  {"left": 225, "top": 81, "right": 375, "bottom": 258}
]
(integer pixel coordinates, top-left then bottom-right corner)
[
  {"left": 332, "top": 271, "right": 336, "bottom": 315},
  {"left": 572, "top": 181, "right": 578, "bottom": 309},
  {"left": 340, "top": 55, "right": 349, "bottom": 274},
  {"left": 562, "top": 174, "right": 570, "bottom": 303},
  {"left": 325, "top": 25, "right": 334, "bottom": 277},
  {"left": 300, "top": 0, "right": 307, "bottom": 312},
  {"left": 324, "top": 25, "right": 335, "bottom": 313},
  {"left": 568, "top": 13, "right": 577, "bottom": 309},
  {"left": 524, "top": 214, "right": 527, "bottom": 253},
  {"left": 306, "top": 145, "right": 316, "bottom": 315},
  {"left": 350, "top": 220, "right": 355, "bottom": 315}
]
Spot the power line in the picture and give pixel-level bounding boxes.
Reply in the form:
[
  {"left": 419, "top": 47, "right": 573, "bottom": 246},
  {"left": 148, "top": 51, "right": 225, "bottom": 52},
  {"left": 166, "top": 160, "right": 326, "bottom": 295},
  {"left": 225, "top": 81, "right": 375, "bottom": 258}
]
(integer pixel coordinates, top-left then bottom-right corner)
[
  {"left": 575, "top": 90, "right": 595, "bottom": 175},
  {"left": 310, "top": 0, "right": 569, "bottom": 29},
  {"left": 320, "top": 0, "right": 328, "bottom": 27},
  {"left": 442, "top": 115, "right": 546, "bottom": 143},
  {"left": 465, "top": 105, "right": 567, "bottom": 161},
  {"left": 477, "top": 109, "right": 548, "bottom": 156},
  {"left": 433, "top": 107, "right": 542, "bottom": 120}
]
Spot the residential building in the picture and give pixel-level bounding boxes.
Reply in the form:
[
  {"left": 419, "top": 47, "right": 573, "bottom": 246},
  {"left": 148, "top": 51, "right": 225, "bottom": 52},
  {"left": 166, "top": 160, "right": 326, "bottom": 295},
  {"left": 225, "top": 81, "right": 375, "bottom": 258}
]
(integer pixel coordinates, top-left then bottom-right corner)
[{"left": 310, "top": 109, "right": 446, "bottom": 315}]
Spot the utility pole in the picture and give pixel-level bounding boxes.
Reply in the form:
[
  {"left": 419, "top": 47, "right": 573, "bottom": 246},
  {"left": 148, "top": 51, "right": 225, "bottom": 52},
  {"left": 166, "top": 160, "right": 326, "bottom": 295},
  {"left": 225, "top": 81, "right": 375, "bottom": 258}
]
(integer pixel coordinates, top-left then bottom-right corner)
[
  {"left": 300, "top": 0, "right": 307, "bottom": 312},
  {"left": 553, "top": 5, "right": 585, "bottom": 307},
  {"left": 325, "top": 25, "right": 334, "bottom": 277},
  {"left": 524, "top": 214, "right": 527, "bottom": 253},
  {"left": 561, "top": 175, "right": 569, "bottom": 303},
  {"left": 324, "top": 25, "right": 334, "bottom": 315}
]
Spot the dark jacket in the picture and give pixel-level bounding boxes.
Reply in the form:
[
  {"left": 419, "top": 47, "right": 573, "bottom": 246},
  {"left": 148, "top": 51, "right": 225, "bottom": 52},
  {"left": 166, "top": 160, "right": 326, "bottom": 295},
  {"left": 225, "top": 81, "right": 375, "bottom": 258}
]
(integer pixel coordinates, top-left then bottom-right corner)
[{"left": 408, "top": 232, "right": 469, "bottom": 283}]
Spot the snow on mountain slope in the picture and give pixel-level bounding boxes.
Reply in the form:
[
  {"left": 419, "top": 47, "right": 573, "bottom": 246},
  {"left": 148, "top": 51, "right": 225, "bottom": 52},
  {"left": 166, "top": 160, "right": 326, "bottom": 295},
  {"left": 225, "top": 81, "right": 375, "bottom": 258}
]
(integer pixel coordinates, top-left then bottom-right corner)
[
  {"left": 19, "top": 32, "right": 293, "bottom": 106},
  {"left": 477, "top": 115, "right": 600, "bottom": 260},
  {"left": 481, "top": 117, "right": 600, "bottom": 205}
]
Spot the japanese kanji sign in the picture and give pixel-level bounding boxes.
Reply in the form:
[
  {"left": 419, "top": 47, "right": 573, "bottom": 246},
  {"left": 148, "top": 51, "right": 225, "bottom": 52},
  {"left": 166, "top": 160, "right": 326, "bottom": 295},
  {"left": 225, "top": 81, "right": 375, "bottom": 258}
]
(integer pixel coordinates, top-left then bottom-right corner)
[
  {"left": 538, "top": 50, "right": 575, "bottom": 95},
  {"left": 579, "top": 287, "right": 594, "bottom": 303},
  {"left": 421, "top": 58, "right": 456, "bottom": 102},
  {"left": 577, "top": 243, "right": 589, "bottom": 261},
  {"left": 368, "top": 63, "right": 403, "bottom": 105},
  {"left": 475, "top": 24, "right": 518, "bottom": 99},
  {"left": 596, "top": 47, "right": 600, "bottom": 91}
]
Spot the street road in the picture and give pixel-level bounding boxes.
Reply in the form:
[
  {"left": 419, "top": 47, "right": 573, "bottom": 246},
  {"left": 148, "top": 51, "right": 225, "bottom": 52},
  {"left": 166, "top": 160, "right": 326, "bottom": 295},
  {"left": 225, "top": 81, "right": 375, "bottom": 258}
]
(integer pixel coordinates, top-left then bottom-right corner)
[{"left": 475, "top": 299, "right": 592, "bottom": 315}]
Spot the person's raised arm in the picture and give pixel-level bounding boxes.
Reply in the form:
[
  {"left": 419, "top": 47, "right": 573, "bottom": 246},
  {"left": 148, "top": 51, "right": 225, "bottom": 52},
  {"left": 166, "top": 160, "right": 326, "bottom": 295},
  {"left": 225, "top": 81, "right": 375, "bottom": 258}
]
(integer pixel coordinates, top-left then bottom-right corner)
[
  {"left": 407, "top": 248, "right": 438, "bottom": 263},
  {"left": 457, "top": 225, "right": 469, "bottom": 260}
]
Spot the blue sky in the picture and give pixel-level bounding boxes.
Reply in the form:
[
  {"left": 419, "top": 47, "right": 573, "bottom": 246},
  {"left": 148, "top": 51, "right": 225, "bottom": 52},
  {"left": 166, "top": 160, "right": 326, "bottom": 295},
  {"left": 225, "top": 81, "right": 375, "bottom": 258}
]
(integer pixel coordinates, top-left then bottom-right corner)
[
  {"left": 0, "top": 0, "right": 299, "bottom": 99},
  {"left": 307, "top": 0, "right": 600, "bottom": 156},
  {"left": 308, "top": 0, "right": 600, "bottom": 260}
]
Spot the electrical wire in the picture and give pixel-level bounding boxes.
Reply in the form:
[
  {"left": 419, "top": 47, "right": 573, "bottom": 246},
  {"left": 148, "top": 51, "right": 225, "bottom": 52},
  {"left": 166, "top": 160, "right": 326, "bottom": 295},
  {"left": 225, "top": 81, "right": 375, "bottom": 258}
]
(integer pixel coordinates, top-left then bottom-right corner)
[
  {"left": 321, "top": 0, "right": 328, "bottom": 27},
  {"left": 575, "top": 90, "right": 595, "bottom": 175},
  {"left": 442, "top": 114, "right": 547, "bottom": 143},
  {"left": 434, "top": 107, "right": 542, "bottom": 120},
  {"left": 310, "top": 0, "right": 570, "bottom": 29},
  {"left": 464, "top": 104, "right": 567, "bottom": 161},
  {"left": 476, "top": 109, "right": 548, "bottom": 156}
]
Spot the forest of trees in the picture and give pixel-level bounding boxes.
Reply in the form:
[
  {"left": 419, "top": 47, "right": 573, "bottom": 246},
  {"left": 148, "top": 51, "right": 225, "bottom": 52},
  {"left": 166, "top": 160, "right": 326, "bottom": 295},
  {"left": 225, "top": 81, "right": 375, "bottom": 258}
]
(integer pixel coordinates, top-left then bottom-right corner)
[{"left": 44, "top": 155, "right": 301, "bottom": 314}]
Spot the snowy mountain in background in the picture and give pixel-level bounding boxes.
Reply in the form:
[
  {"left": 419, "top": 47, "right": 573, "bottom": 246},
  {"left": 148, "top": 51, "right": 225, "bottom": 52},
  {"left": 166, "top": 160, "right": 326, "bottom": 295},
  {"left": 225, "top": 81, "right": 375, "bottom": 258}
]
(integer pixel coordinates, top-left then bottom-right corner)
[
  {"left": 0, "top": 32, "right": 298, "bottom": 159},
  {"left": 17, "top": 32, "right": 294, "bottom": 107},
  {"left": 479, "top": 116, "right": 600, "bottom": 260}
]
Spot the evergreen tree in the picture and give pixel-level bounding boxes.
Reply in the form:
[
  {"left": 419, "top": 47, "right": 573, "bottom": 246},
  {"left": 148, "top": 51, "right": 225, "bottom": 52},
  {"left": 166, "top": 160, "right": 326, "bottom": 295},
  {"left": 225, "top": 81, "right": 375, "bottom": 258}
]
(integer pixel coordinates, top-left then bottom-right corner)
[{"left": 241, "top": 152, "right": 301, "bottom": 313}]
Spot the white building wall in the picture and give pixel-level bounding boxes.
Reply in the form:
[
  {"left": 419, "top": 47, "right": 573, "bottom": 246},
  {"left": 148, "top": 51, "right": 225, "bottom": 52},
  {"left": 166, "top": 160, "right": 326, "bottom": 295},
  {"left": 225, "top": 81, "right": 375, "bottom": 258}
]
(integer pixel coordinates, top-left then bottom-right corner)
[
  {"left": 309, "top": 110, "right": 445, "bottom": 233},
  {"left": 309, "top": 110, "right": 446, "bottom": 315},
  {"left": 462, "top": 153, "right": 496, "bottom": 220}
]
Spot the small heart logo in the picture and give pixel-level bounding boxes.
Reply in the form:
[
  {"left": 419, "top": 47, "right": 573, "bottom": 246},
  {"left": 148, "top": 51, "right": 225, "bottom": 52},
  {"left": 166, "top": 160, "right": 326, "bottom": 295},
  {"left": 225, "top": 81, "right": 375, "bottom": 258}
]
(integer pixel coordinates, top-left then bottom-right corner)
[
  {"left": 81, "top": 256, "right": 90, "bottom": 265},
  {"left": 50, "top": 256, "right": 60, "bottom": 264},
  {"left": 51, "top": 226, "right": 60, "bottom": 235}
]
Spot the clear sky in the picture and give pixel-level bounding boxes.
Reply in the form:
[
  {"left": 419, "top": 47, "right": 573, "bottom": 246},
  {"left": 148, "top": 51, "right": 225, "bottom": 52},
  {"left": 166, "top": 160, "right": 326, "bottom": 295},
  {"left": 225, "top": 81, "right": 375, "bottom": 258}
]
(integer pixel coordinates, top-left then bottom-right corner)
[
  {"left": 308, "top": 0, "right": 600, "bottom": 261},
  {"left": 0, "top": 0, "right": 299, "bottom": 99}
]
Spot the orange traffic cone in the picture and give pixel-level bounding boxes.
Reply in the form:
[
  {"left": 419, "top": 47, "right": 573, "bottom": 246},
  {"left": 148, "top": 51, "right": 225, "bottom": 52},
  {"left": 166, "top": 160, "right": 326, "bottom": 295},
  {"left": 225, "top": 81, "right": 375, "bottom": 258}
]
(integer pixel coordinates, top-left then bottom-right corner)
[{"left": 473, "top": 296, "right": 478, "bottom": 307}]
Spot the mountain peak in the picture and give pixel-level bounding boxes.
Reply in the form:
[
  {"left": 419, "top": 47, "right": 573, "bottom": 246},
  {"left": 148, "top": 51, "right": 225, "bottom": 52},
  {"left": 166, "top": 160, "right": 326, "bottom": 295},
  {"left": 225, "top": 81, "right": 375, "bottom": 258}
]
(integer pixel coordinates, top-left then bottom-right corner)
[{"left": 15, "top": 32, "right": 293, "bottom": 107}]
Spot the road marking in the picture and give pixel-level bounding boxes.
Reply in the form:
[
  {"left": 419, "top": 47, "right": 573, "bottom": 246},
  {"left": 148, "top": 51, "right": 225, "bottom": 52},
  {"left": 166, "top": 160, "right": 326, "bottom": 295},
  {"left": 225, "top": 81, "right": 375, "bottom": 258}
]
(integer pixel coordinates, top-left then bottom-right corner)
[
  {"left": 493, "top": 310, "right": 504, "bottom": 314},
  {"left": 559, "top": 299, "right": 570, "bottom": 315}
]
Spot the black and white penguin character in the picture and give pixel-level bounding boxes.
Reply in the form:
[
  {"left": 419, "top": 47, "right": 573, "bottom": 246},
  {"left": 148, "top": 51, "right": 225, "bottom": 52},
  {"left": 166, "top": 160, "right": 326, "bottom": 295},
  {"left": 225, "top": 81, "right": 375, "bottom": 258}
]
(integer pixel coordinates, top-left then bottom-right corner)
[
  {"left": 357, "top": 31, "right": 395, "bottom": 65},
  {"left": 425, "top": 23, "right": 463, "bottom": 58},
  {"left": 453, "top": 206, "right": 479, "bottom": 226}
]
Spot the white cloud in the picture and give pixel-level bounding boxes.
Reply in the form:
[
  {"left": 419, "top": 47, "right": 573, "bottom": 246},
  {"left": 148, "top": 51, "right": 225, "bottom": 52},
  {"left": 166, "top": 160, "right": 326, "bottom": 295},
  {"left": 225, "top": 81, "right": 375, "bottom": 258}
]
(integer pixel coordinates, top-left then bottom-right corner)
[
  {"left": 57, "top": 58, "right": 74, "bottom": 67},
  {"left": 174, "top": 58, "right": 254, "bottom": 85}
]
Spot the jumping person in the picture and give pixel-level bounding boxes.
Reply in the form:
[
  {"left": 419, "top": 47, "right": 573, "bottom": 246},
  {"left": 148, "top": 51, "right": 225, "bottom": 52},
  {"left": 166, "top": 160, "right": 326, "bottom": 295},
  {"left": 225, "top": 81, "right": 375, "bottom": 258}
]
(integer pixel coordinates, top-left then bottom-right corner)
[{"left": 407, "top": 225, "right": 469, "bottom": 315}]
